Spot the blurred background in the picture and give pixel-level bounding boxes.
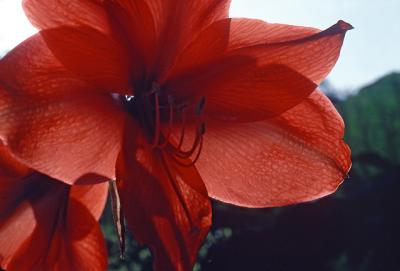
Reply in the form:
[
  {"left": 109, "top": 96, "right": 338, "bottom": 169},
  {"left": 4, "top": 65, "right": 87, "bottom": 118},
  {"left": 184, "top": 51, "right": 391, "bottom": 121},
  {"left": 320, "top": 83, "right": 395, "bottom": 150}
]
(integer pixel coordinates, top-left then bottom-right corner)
[{"left": 1, "top": 0, "right": 399, "bottom": 270}]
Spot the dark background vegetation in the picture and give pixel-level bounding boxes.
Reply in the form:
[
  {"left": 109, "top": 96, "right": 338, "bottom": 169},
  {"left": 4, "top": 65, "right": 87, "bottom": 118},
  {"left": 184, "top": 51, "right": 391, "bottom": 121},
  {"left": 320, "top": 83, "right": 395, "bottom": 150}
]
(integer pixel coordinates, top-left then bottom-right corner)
[{"left": 100, "top": 72, "right": 400, "bottom": 271}]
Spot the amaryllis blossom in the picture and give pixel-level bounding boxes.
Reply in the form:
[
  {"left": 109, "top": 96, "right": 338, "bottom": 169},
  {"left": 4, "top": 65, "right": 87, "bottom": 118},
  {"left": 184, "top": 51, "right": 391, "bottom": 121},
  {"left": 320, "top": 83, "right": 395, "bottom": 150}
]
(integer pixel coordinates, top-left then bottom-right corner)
[
  {"left": 0, "top": 0, "right": 352, "bottom": 270},
  {"left": 0, "top": 143, "right": 108, "bottom": 270}
]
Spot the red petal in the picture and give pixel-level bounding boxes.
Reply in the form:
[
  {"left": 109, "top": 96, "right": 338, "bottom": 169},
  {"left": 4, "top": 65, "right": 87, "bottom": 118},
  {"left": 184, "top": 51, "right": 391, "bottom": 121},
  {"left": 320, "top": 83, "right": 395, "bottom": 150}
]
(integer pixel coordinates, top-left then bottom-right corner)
[
  {"left": 105, "top": 0, "right": 231, "bottom": 79},
  {"left": 63, "top": 194, "right": 107, "bottom": 271},
  {"left": 0, "top": 35, "right": 125, "bottom": 184},
  {"left": 23, "top": 0, "right": 111, "bottom": 33},
  {"left": 0, "top": 143, "right": 31, "bottom": 178},
  {"left": 116, "top": 118, "right": 211, "bottom": 271},
  {"left": 0, "top": 151, "right": 34, "bottom": 269},
  {"left": 70, "top": 182, "right": 109, "bottom": 220},
  {"left": 22, "top": 1, "right": 131, "bottom": 91},
  {"left": 102, "top": 0, "right": 159, "bottom": 81},
  {"left": 169, "top": 19, "right": 352, "bottom": 85},
  {"left": 0, "top": 193, "right": 36, "bottom": 270},
  {"left": 195, "top": 90, "right": 351, "bottom": 207},
  {"left": 0, "top": 34, "right": 114, "bottom": 97},
  {"left": 167, "top": 59, "right": 316, "bottom": 122},
  {"left": 0, "top": 172, "right": 107, "bottom": 271},
  {"left": 1, "top": 32, "right": 129, "bottom": 97},
  {"left": 0, "top": 143, "right": 31, "bottom": 215},
  {"left": 38, "top": 27, "right": 131, "bottom": 92},
  {"left": 0, "top": 92, "right": 124, "bottom": 184},
  {"left": 0, "top": 70, "right": 124, "bottom": 186},
  {"left": 165, "top": 20, "right": 351, "bottom": 121}
]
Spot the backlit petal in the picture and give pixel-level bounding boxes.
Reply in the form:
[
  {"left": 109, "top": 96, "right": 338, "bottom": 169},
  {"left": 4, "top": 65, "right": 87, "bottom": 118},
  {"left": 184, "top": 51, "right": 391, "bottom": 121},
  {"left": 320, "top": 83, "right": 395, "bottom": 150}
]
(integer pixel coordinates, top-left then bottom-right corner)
[
  {"left": 0, "top": 91, "right": 124, "bottom": 184},
  {"left": 0, "top": 172, "right": 107, "bottom": 271},
  {"left": 169, "top": 19, "right": 352, "bottom": 85},
  {"left": 195, "top": 90, "right": 351, "bottom": 207},
  {"left": 0, "top": 142, "right": 31, "bottom": 178},
  {"left": 39, "top": 27, "right": 131, "bottom": 92},
  {"left": 23, "top": 0, "right": 110, "bottom": 33},
  {"left": 167, "top": 59, "right": 316, "bottom": 122},
  {"left": 116, "top": 118, "right": 211, "bottom": 271},
  {"left": 62, "top": 197, "right": 108, "bottom": 271},
  {"left": 0, "top": 33, "right": 129, "bottom": 96},
  {"left": 165, "top": 20, "right": 351, "bottom": 121},
  {"left": 0, "top": 51, "right": 123, "bottom": 183},
  {"left": 105, "top": 0, "right": 231, "bottom": 79},
  {"left": 103, "top": 0, "right": 159, "bottom": 81},
  {"left": 0, "top": 35, "right": 125, "bottom": 184},
  {"left": 70, "top": 182, "right": 109, "bottom": 220}
]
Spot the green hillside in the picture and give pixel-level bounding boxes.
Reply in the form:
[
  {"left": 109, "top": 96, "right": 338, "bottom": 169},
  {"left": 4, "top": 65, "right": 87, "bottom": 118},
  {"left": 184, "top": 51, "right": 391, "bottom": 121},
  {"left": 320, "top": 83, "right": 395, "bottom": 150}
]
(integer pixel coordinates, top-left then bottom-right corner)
[{"left": 337, "top": 72, "right": 400, "bottom": 165}]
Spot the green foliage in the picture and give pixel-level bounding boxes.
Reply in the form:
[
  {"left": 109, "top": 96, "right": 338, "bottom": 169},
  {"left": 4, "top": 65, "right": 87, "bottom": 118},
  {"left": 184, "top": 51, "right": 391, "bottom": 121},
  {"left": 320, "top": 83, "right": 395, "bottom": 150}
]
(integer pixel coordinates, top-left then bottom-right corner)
[
  {"left": 337, "top": 73, "right": 400, "bottom": 163},
  {"left": 337, "top": 73, "right": 400, "bottom": 178}
]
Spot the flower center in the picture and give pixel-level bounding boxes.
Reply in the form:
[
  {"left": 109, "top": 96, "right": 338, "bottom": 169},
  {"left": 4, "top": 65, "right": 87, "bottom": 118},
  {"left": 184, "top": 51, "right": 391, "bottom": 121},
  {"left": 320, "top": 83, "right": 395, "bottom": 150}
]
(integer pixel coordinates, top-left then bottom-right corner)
[
  {"left": 121, "top": 83, "right": 207, "bottom": 232},
  {"left": 123, "top": 82, "right": 206, "bottom": 167}
]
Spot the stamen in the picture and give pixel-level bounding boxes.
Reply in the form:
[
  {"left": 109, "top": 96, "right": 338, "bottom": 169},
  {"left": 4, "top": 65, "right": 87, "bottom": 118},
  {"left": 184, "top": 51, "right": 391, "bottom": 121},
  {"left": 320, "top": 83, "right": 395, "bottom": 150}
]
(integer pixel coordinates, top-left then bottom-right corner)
[
  {"left": 150, "top": 92, "right": 161, "bottom": 149},
  {"left": 159, "top": 96, "right": 174, "bottom": 148},
  {"left": 164, "top": 100, "right": 206, "bottom": 163},
  {"left": 170, "top": 136, "right": 204, "bottom": 168},
  {"left": 168, "top": 131, "right": 201, "bottom": 159},
  {"left": 177, "top": 108, "right": 187, "bottom": 150},
  {"left": 147, "top": 82, "right": 161, "bottom": 96},
  {"left": 142, "top": 84, "right": 205, "bottom": 168},
  {"left": 199, "top": 121, "right": 206, "bottom": 135}
]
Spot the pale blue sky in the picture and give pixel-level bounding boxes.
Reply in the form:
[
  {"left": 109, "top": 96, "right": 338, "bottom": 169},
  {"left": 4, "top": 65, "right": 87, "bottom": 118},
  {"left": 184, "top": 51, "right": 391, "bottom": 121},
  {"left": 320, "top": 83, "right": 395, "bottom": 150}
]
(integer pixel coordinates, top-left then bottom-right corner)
[{"left": 1, "top": 0, "right": 399, "bottom": 93}]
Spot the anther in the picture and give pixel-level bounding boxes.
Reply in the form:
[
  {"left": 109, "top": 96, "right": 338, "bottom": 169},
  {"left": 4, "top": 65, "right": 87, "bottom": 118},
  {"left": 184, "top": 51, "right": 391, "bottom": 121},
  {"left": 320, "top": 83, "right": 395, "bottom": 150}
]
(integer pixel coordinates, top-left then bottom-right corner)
[{"left": 194, "top": 97, "right": 206, "bottom": 116}]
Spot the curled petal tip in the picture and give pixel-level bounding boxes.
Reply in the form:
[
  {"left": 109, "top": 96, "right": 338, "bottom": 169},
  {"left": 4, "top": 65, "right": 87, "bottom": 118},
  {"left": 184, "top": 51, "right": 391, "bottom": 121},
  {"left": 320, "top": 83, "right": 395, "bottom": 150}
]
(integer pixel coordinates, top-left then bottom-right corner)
[
  {"left": 337, "top": 20, "right": 354, "bottom": 31},
  {"left": 322, "top": 20, "right": 353, "bottom": 36}
]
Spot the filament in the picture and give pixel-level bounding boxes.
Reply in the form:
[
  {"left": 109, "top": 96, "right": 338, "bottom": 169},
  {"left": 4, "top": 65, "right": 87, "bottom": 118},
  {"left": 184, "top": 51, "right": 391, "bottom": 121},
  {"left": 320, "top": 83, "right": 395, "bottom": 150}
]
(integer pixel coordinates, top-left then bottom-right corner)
[{"left": 150, "top": 91, "right": 161, "bottom": 149}]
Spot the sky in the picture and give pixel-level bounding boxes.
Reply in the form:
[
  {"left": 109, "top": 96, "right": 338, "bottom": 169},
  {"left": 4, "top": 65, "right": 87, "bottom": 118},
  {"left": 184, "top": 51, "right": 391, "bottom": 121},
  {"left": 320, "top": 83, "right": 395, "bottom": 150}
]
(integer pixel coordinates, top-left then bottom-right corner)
[{"left": 0, "top": 0, "right": 399, "bottom": 94}]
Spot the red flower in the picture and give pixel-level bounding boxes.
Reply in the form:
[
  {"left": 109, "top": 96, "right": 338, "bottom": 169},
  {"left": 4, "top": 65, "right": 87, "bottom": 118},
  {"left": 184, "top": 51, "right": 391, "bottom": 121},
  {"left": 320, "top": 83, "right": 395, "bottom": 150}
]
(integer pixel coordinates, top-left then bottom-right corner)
[
  {"left": 0, "top": 143, "right": 108, "bottom": 270},
  {"left": 0, "top": 0, "right": 352, "bottom": 270}
]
